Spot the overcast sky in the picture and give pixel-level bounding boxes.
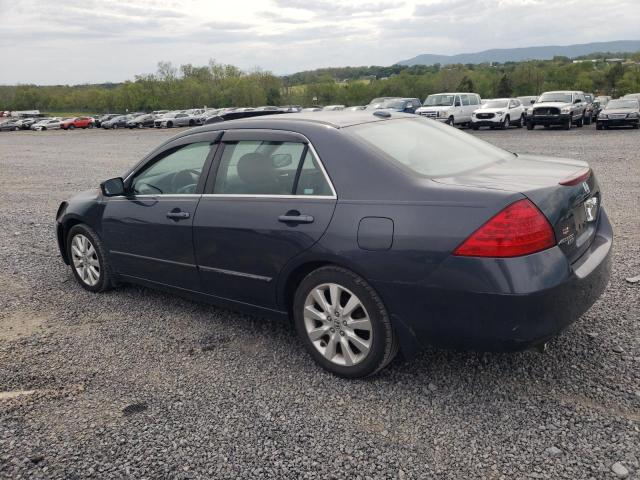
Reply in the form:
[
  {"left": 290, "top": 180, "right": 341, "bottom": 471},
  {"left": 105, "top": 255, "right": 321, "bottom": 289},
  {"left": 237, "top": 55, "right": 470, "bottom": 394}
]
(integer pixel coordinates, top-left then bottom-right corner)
[{"left": 1, "top": 0, "right": 638, "bottom": 85}]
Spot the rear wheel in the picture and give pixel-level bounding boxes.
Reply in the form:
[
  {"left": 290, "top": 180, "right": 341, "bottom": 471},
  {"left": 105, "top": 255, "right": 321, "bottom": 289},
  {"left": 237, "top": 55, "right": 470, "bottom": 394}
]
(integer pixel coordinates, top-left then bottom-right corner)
[
  {"left": 68, "top": 125, "right": 75, "bottom": 130},
  {"left": 584, "top": 113, "right": 592, "bottom": 125},
  {"left": 517, "top": 114, "right": 525, "bottom": 128},
  {"left": 471, "top": 124, "right": 479, "bottom": 130},
  {"left": 293, "top": 266, "right": 398, "bottom": 378},
  {"left": 67, "top": 224, "right": 113, "bottom": 293},
  {"left": 167, "top": 121, "right": 173, "bottom": 128}
]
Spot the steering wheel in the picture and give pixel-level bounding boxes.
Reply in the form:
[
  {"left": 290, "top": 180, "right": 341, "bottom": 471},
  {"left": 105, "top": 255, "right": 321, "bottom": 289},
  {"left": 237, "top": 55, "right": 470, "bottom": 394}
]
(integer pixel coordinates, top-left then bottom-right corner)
[{"left": 172, "top": 169, "right": 200, "bottom": 195}]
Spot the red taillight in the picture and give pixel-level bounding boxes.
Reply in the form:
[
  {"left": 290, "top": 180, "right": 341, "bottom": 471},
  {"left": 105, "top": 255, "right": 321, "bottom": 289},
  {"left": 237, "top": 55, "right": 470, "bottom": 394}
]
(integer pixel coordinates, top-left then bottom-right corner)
[
  {"left": 453, "top": 199, "right": 556, "bottom": 258},
  {"left": 559, "top": 167, "right": 591, "bottom": 186}
]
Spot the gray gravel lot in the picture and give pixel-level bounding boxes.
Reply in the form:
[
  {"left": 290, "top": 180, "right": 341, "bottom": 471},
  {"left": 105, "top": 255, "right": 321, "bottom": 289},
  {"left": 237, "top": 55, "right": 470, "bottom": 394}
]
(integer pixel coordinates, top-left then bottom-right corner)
[{"left": 0, "top": 125, "right": 638, "bottom": 479}]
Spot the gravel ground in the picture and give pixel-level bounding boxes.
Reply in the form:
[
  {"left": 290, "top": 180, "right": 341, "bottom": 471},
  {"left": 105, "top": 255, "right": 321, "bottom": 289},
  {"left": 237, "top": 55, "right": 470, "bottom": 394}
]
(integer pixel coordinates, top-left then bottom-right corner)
[{"left": 0, "top": 125, "right": 638, "bottom": 479}]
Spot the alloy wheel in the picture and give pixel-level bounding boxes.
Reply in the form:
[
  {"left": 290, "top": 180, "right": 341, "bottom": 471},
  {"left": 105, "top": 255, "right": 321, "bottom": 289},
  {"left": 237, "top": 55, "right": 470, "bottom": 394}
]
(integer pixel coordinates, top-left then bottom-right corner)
[
  {"left": 70, "top": 234, "right": 101, "bottom": 286},
  {"left": 303, "top": 283, "right": 372, "bottom": 366}
]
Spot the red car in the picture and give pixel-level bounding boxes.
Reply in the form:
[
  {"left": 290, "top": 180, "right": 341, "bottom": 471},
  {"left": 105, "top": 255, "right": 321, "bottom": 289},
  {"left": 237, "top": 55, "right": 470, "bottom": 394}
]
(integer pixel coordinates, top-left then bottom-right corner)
[{"left": 60, "top": 117, "right": 95, "bottom": 130}]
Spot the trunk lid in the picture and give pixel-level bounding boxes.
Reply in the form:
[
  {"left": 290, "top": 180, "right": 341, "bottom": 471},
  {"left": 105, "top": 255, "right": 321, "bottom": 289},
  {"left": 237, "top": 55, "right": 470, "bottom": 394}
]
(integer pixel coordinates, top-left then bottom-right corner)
[{"left": 434, "top": 154, "right": 601, "bottom": 263}]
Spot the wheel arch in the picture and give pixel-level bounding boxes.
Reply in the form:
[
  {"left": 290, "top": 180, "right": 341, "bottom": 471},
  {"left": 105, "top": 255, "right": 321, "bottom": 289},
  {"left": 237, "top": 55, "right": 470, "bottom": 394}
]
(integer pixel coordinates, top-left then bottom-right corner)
[{"left": 57, "top": 215, "right": 87, "bottom": 265}]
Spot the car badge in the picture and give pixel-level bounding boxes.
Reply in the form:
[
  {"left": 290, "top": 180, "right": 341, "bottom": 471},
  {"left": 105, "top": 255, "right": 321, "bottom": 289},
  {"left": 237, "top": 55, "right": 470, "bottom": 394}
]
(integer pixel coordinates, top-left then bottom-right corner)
[
  {"left": 582, "top": 182, "right": 590, "bottom": 194},
  {"left": 561, "top": 225, "right": 570, "bottom": 235}
]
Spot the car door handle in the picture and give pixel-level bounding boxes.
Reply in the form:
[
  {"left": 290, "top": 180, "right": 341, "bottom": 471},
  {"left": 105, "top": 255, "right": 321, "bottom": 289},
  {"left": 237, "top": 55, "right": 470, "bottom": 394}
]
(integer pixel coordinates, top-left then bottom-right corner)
[
  {"left": 278, "top": 214, "right": 314, "bottom": 224},
  {"left": 166, "top": 210, "right": 190, "bottom": 220}
]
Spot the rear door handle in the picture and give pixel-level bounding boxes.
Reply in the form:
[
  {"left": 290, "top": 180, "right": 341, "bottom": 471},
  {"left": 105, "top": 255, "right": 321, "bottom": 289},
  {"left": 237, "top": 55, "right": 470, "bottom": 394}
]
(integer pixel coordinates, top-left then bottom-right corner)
[
  {"left": 166, "top": 210, "right": 190, "bottom": 220},
  {"left": 278, "top": 214, "right": 314, "bottom": 224}
]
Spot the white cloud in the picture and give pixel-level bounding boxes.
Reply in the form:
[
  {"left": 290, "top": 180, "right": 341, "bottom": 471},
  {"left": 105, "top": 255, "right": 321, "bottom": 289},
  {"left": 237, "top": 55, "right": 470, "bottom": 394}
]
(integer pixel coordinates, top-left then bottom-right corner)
[{"left": 0, "top": 0, "right": 638, "bottom": 84}]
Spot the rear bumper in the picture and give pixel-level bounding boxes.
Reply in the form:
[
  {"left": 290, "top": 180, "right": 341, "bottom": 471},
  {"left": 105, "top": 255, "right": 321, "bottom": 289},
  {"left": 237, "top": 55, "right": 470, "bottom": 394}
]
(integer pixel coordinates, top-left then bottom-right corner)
[{"left": 375, "top": 209, "right": 613, "bottom": 353}]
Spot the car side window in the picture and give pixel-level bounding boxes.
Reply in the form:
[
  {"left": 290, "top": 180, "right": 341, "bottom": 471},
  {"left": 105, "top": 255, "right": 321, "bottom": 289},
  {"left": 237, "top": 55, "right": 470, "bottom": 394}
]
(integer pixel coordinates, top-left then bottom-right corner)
[
  {"left": 213, "top": 140, "right": 332, "bottom": 196},
  {"left": 461, "top": 95, "right": 470, "bottom": 106},
  {"left": 131, "top": 142, "right": 213, "bottom": 195}
]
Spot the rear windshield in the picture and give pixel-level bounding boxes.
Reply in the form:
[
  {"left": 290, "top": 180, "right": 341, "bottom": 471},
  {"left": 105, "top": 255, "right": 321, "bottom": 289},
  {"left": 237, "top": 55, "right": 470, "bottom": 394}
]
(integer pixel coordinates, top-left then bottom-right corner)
[{"left": 346, "top": 117, "right": 512, "bottom": 177}]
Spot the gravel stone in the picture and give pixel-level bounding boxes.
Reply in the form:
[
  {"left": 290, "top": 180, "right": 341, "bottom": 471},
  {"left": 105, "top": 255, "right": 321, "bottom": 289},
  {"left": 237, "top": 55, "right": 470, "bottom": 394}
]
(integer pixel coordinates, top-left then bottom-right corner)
[
  {"left": 545, "top": 446, "right": 562, "bottom": 456},
  {"left": 1, "top": 127, "right": 639, "bottom": 479},
  {"left": 610, "top": 462, "right": 629, "bottom": 478}
]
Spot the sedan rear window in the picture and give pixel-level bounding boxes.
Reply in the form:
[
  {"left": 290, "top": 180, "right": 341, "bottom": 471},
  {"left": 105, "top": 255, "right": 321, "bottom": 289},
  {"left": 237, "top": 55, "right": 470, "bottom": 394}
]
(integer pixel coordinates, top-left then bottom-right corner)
[{"left": 346, "top": 117, "right": 513, "bottom": 177}]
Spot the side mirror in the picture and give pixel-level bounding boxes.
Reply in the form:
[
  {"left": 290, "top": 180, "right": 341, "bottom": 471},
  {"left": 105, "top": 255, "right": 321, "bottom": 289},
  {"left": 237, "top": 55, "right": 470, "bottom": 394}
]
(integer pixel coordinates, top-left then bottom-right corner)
[
  {"left": 272, "top": 153, "right": 293, "bottom": 168},
  {"left": 100, "top": 177, "right": 125, "bottom": 196}
]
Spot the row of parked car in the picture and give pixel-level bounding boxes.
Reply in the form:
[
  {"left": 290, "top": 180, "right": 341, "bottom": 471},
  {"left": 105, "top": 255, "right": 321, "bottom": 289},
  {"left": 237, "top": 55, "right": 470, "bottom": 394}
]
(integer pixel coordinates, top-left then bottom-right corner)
[{"left": 2, "top": 92, "right": 639, "bottom": 133}]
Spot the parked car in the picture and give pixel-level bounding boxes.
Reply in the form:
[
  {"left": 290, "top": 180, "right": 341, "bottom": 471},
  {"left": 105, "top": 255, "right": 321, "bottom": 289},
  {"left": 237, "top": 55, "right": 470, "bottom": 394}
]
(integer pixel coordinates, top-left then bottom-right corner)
[
  {"left": 301, "top": 107, "right": 323, "bottom": 112},
  {"left": 154, "top": 112, "right": 197, "bottom": 128},
  {"left": 595, "top": 96, "right": 611, "bottom": 107},
  {"left": 60, "top": 117, "right": 95, "bottom": 130},
  {"left": 582, "top": 93, "right": 596, "bottom": 125},
  {"left": 56, "top": 111, "right": 611, "bottom": 378},
  {"left": 596, "top": 98, "right": 640, "bottom": 130},
  {"left": 366, "top": 98, "right": 422, "bottom": 114},
  {"left": 126, "top": 114, "right": 155, "bottom": 129},
  {"left": 94, "top": 114, "right": 122, "bottom": 128},
  {"left": 101, "top": 115, "right": 130, "bottom": 129},
  {"left": 526, "top": 91, "right": 587, "bottom": 130},
  {"left": 32, "top": 118, "right": 63, "bottom": 131},
  {"left": 15, "top": 117, "right": 41, "bottom": 130},
  {"left": 203, "top": 109, "right": 286, "bottom": 124},
  {"left": 365, "top": 97, "right": 396, "bottom": 109},
  {"left": 517, "top": 96, "right": 538, "bottom": 107},
  {"left": 622, "top": 93, "right": 640, "bottom": 102},
  {"left": 0, "top": 119, "right": 20, "bottom": 131},
  {"left": 471, "top": 98, "right": 526, "bottom": 129},
  {"left": 416, "top": 93, "right": 482, "bottom": 126},
  {"left": 323, "top": 105, "right": 346, "bottom": 111},
  {"left": 345, "top": 106, "right": 366, "bottom": 111},
  {"left": 279, "top": 105, "right": 302, "bottom": 112}
]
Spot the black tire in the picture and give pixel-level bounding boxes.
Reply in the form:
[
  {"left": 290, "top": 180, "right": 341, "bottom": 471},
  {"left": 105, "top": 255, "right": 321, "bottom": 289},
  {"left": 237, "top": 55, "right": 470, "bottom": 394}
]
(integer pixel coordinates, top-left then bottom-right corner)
[
  {"left": 526, "top": 122, "right": 534, "bottom": 130},
  {"left": 633, "top": 123, "right": 639, "bottom": 130},
  {"left": 189, "top": 120, "right": 195, "bottom": 126},
  {"left": 167, "top": 121, "right": 173, "bottom": 128},
  {"left": 66, "top": 224, "right": 114, "bottom": 293},
  {"left": 501, "top": 116, "right": 510, "bottom": 130},
  {"left": 584, "top": 113, "right": 592, "bottom": 125},
  {"left": 517, "top": 114, "right": 525, "bottom": 128},
  {"left": 576, "top": 115, "right": 584, "bottom": 128},
  {"left": 446, "top": 116, "right": 454, "bottom": 126},
  {"left": 471, "top": 124, "right": 479, "bottom": 130},
  {"left": 88, "top": 123, "right": 94, "bottom": 129},
  {"left": 596, "top": 123, "right": 603, "bottom": 130},
  {"left": 563, "top": 119, "right": 571, "bottom": 130},
  {"left": 293, "top": 266, "right": 398, "bottom": 378},
  {"left": 113, "top": 124, "right": 118, "bottom": 129},
  {"left": 69, "top": 124, "right": 75, "bottom": 130}
]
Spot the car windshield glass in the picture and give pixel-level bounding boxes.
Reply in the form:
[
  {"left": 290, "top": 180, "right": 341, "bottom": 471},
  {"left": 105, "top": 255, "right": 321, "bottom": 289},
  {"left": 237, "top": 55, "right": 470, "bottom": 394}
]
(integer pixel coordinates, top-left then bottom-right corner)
[
  {"left": 482, "top": 100, "right": 508, "bottom": 108},
  {"left": 347, "top": 117, "right": 511, "bottom": 177},
  {"left": 381, "top": 99, "right": 406, "bottom": 109},
  {"left": 606, "top": 100, "right": 638, "bottom": 109},
  {"left": 424, "top": 95, "right": 454, "bottom": 106},
  {"left": 538, "top": 93, "right": 572, "bottom": 103}
]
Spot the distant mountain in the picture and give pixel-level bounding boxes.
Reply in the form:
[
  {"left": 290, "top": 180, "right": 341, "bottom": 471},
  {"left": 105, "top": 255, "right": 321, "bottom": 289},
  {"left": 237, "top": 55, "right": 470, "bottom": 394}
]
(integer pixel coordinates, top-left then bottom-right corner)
[{"left": 397, "top": 40, "right": 640, "bottom": 66}]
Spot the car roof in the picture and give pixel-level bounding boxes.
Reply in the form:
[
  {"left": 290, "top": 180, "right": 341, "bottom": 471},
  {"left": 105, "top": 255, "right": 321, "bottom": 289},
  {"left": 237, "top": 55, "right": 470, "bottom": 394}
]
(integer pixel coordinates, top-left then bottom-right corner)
[{"left": 198, "top": 111, "right": 417, "bottom": 130}]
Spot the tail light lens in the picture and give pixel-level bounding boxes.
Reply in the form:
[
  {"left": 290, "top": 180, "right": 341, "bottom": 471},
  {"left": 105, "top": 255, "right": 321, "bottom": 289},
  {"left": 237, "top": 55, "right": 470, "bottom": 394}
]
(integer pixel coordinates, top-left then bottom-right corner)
[{"left": 453, "top": 199, "right": 556, "bottom": 258}]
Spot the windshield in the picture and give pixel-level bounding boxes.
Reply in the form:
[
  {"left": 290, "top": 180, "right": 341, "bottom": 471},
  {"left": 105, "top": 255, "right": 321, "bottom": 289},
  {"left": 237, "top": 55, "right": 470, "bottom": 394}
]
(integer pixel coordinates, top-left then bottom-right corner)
[
  {"left": 380, "top": 99, "right": 406, "bottom": 109},
  {"left": 424, "top": 94, "right": 454, "bottom": 106},
  {"left": 606, "top": 99, "right": 638, "bottom": 109},
  {"left": 346, "top": 117, "right": 512, "bottom": 177},
  {"left": 537, "top": 92, "right": 572, "bottom": 103},
  {"left": 482, "top": 100, "right": 508, "bottom": 109}
]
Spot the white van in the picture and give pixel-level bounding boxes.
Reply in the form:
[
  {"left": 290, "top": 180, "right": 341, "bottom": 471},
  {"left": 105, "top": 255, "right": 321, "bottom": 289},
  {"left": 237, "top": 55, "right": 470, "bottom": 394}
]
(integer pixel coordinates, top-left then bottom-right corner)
[{"left": 416, "top": 93, "right": 482, "bottom": 126}]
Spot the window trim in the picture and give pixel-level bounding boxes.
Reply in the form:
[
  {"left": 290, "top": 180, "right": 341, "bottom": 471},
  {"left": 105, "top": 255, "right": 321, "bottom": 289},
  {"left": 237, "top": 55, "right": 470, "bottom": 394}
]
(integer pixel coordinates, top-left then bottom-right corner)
[{"left": 204, "top": 132, "right": 337, "bottom": 200}]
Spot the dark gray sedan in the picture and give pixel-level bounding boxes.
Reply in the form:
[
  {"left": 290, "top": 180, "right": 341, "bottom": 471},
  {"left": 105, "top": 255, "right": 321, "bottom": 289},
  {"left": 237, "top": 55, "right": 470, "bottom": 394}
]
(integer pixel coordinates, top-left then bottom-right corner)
[
  {"left": 596, "top": 99, "right": 640, "bottom": 129},
  {"left": 55, "top": 112, "right": 612, "bottom": 377}
]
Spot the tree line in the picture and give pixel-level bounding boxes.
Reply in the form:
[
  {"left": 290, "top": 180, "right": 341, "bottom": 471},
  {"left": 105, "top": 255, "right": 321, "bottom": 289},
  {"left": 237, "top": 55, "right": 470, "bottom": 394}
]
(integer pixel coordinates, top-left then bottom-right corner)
[{"left": 1, "top": 54, "right": 639, "bottom": 113}]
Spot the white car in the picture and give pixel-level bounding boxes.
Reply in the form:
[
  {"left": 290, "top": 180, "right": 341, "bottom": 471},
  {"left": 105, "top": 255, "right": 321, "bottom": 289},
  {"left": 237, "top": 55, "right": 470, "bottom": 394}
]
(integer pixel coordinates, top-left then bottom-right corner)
[
  {"left": 416, "top": 93, "right": 481, "bottom": 126},
  {"left": 471, "top": 98, "right": 526, "bottom": 130},
  {"left": 323, "top": 105, "right": 345, "bottom": 111},
  {"left": 31, "top": 118, "right": 63, "bottom": 131}
]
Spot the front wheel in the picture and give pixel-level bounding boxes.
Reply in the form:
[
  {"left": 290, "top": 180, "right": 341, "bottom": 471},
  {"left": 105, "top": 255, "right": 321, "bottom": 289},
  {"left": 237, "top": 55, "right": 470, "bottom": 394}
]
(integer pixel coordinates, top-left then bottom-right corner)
[
  {"left": 471, "top": 124, "right": 479, "bottom": 130},
  {"left": 293, "top": 266, "right": 398, "bottom": 378},
  {"left": 526, "top": 122, "right": 535, "bottom": 130},
  {"left": 446, "top": 116, "right": 454, "bottom": 126},
  {"left": 563, "top": 119, "right": 571, "bottom": 130},
  {"left": 66, "top": 224, "right": 113, "bottom": 292},
  {"left": 501, "top": 116, "right": 510, "bottom": 130},
  {"left": 576, "top": 115, "right": 584, "bottom": 128},
  {"left": 596, "top": 123, "right": 603, "bottom": 130}
]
